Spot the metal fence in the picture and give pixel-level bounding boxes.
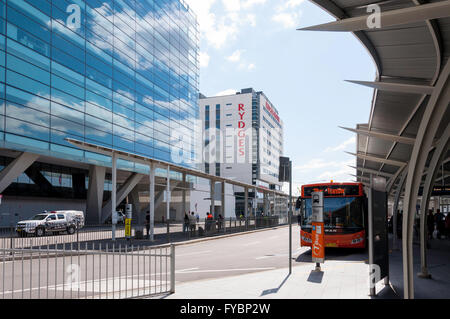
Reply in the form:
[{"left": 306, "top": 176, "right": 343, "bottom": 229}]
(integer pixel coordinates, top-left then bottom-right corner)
[
  {"left": 0, "top": 242, "right": 175, "bottom": 299},
  {"left": 178, "top": 215, "right": 287, "bottom": 240}
]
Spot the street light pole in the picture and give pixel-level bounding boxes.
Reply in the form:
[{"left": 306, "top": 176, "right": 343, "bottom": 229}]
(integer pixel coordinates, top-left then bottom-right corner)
[{"left": 289, "top": 160, "right": 293, "bottom": 274}]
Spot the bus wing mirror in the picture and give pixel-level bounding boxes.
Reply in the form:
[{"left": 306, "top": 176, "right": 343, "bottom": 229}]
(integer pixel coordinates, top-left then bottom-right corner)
[{"left": 295, "top": 198, "right": 301, "bottom": 210}]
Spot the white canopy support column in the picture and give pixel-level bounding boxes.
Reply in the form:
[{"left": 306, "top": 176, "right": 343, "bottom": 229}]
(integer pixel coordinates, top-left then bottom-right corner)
[
  {"left": 111, "top": 153, "right": 117, "bottom": 240},
  {"left": 166, "top": 165, "right": 170, "bottom": 221},
  {"left": 210, "top": 179, "right": 215, "bottom": 217},
  {"left": 182, "top": 172, "right": 187, "bottom": 217},
  {"left": 149, "top": 162, "right": 155, "bottom": 241},
  {"left": 254, "top": 187, "right": 257, "bottom": 217},
  {"left": 392, "top": 168, "right": 408, "bottom": 251},
  {"left": 244, "top": 187, "right": 249, "bottom": 217},
  {"left": 402, "top": 59, "right": 450, "bottom": 299},
  {"left": 221, "top": 181, "right": 226, "bottom": 217},
  {"left": 418, "top": 122, "right": 450, "bottom": 279}
]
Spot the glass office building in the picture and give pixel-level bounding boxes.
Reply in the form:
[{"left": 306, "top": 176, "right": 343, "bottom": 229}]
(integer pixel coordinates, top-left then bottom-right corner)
[{"left": 0, "top": 0, "right": 200, "bottom": 172}]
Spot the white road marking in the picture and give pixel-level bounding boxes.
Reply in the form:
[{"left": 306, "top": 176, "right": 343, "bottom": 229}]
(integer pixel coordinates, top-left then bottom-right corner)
[
  {"left": 174, "top": 267, "right": 276, "bottom": 274},
  {"left": 177, "top": 267, "right": 200, "bottom": 272}
]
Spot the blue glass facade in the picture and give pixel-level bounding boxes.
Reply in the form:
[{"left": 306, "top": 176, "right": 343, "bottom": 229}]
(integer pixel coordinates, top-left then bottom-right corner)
[{"left": 0, "top": 0, "right": 199, "bottom": 172}]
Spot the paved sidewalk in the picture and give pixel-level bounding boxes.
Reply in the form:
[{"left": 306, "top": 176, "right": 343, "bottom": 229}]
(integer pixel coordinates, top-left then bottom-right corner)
[{"left": 161, "top": 260, "right": 396, "bottom": 299}]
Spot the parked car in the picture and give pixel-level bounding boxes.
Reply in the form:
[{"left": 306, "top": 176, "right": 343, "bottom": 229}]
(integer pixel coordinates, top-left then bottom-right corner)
[
  {"left": 16, "top": 210, "right": 85, "bottom": 237},
  {"left": 105, "top": 211, "right": 125, "bottom": 225}
]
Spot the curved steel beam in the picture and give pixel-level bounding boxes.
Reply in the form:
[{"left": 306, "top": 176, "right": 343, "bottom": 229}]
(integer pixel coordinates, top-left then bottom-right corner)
[
  {"left": 377, "top": 0, "right": 443, "bottom": 178},
  {"left": 418, "top": 122, "right": 450, "bottom": 279},
  {"left": 402, "top": 59, "right": 450, "bottom": 299},
  {"left": 392, "top": 168, "right": 408, "bottom": 251}
]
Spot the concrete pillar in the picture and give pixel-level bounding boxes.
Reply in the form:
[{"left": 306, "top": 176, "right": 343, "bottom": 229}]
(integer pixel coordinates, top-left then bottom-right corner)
[
  {"left": 166, "top": 166, "right": 170, "bottom": 221},
  {"left": 149, "top": 163, "right": 155, "bottom": 241},
  {"left": 210, "top": 179, "right": 215, "bottom": 217},
  {"left": 0, "top": 152, "right": 39, "bottom": 193},
  {"left": 86, "top": 165, "right": 106, "bottom": 224},
  {"left": 221, "top": 181, "right": 226, "bottom": 217},
  {"left": 182, "top": 173, "right": 187, "bottom": 217},
  {"left": 254, "top": 187, "right": 257, "bottom": 216},
  {"left": 111, "top": 153, "right": 117, "bottom": 229},
  {"left": 244, "top": 187, "right": 249, "bottom": 217},
  {"left": 263, "top": 192, "right": 268, "bottom": 216}
]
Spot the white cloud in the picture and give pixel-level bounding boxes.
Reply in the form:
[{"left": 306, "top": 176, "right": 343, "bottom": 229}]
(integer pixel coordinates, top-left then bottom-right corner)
[
  {"left": 272, "top": 0, "right": 305, "bottom": 29},
  {"left": 185, "top": 0, "right": 261, "bottom": 49},
  {"left": 324, "top": 136, "right": 356, "bottom": 153},
  {"left": 248, "top": 63, "right": 256, "bottom": 70},
  {"left": 247, "top": 14, "right": 256, "bottom": 27},
  {"left": 199, "top": 51, "right": 210, "bottom": 68},
  {"left": 222, "top": 0, "right": 241, "bottom": 12},
  {"left": 227, "top": 49, "right": 245, "bottom": 62},
  {"left": 216, "top": 89, "right": 238, "bottom": 96},
  {"left": 242, "top": 0, "right": 267, "bottom": 9}
]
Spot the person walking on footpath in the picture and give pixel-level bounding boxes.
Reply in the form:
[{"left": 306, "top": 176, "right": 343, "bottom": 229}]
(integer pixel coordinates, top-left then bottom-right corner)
[
  {"left": 435, "top": 209, "right": 445, "bottom": 239},
  {"left": 145, "top": 210, "right": 150, "bottom": 239},
  {"left": 189, "top": 212, "right": 196, "bottom": 236},
  {"left": 218, "top": 214, "right": 224, "bottom": 232},
  {"left": 445, "top": 212, "right": 450, "bottom": 239},
  {"left": 183, "top": 212, "right": 189, "bottom": 233}
]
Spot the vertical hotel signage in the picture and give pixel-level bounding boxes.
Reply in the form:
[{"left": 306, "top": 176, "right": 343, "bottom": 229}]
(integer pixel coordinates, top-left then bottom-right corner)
[{"left": 238, "top": 103, "right": 246, "bottom": 158}]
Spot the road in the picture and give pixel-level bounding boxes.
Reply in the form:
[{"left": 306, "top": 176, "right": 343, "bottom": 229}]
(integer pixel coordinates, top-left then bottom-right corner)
[{"left": 0, "top": 225, "right": 367, "bottom": 299}]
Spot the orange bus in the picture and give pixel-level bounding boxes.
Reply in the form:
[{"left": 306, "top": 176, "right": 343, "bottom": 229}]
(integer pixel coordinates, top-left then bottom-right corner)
[{"left": 297, "top": 182, "right": 367, "bottom": 249}]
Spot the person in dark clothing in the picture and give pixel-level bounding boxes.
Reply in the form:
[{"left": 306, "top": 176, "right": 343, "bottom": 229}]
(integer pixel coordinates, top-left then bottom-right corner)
[
  {"left": 183, "top": 213, "right": 190, "bottom": 233},
  {"left": 145, "top": 211, "right": 150, "bottom": 238},
  {"left": 297, "top": 214, "right": 302, "bottom": 226},
  {"left": 427, "top": 209, "right": 435, "bottom": 240},
  {"left": 435, "top": 209, "right": 445, "bottom": 239}
]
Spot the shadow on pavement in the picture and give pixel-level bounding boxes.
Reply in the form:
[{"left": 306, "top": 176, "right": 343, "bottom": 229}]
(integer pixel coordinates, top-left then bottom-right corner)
[
  {"left": 260, "top": 273, "right": 291, "bottom": 297},
  {"left": 307, "top": 270, "right": 324, "bottom": 284},
  {"left": 295, "top": 248, "right": 367, "bottom": 263}
]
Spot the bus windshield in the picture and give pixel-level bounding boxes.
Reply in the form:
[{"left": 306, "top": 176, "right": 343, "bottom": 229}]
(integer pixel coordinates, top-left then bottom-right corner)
[{"left": 302, "top": 197, "right": 364, "bottom": 229}]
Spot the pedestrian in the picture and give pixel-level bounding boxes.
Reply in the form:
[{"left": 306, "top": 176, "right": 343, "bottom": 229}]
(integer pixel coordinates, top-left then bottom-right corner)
[
  {"left": 196, "top": 213, "right": 199, "bottom": 222},
  {"left": 183, "top": 212, "right": 190, "bottom": 233},
  {"left": 189, "top": 212, "right": 196, "bottom": 236},
  {"left": 427, "top": 209, "right": 435, "bottom": 240},
  {"left": 445, "top": 213, "right": 450, "bottom": 238},
  {"left": 145, "top": 210, "right": 150, "bottom": 239},
  {"left": 217, "top": 214, "right": 224, "bottom": 231},
  {"left": 297, "top": 213, "right": 302, "bottom": 226},
  {"left": 435, "top": 209, "right": 445, "bottom": 239},
  {"left": 205, "top": 212, "right": 212, "bottom": 231}
]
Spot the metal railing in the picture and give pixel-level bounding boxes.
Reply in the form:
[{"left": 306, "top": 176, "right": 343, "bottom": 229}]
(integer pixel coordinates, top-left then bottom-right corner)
[
  {"left": 0, "top": 242, "right": 175, "bottom": 299},
  {"left": 179, "top": 215, "right": 286, "bottom": 240}
]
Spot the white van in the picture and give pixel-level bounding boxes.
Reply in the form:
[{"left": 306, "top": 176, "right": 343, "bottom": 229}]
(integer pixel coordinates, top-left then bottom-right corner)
[{"left": 16, "top": 210, "right": 85, "bottom": 237}]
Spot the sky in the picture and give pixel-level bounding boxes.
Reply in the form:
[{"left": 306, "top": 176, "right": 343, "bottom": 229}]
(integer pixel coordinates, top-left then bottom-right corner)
[{"left": 184, "top": 0, "right": 377, "bottom": 196}]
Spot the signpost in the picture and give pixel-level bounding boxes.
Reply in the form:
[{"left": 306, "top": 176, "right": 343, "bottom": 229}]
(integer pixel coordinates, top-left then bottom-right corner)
[
  {"left": 311, "top": 192, "right": 325, "bottom": 271},
  {"left": 125, "top": 204, "right": 132, "bottom": 240},
  {"left": 279, "top": 156, "right": 292, "bottom": 274},
  {"left": 368, "top": 175, "right": 389, "bottom": 296}
]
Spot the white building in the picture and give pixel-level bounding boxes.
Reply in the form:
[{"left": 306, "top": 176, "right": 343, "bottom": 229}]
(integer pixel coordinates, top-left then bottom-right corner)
[{"left": 191, "top": 88, "right": 285, "bottom": 217}]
